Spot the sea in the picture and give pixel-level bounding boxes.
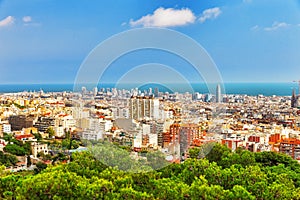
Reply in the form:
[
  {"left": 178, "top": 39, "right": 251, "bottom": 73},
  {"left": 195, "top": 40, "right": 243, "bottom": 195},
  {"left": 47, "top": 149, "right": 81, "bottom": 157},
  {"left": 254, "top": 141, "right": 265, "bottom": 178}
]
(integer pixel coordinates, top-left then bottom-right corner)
[{"left": 0, "top": 82, "right": 297, "bottom": 97}]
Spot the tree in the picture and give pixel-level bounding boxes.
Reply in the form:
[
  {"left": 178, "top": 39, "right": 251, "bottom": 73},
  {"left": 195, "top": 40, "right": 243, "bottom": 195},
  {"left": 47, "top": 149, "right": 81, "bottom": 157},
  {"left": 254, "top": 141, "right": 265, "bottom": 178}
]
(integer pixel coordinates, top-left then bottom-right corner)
[
  {"left": 179, "top": 158, "right": 211, "bottom": 185},
  {"left": 4, "top": 144, "right": 26, "bottom": 156},
  {"left": 205, "top": 143, "right": 231, "bottom": 165},
  {"left": 0, "top": 165, "right": 9, "bottom": 177},
  {"left": 0, "top": 152, "right": 18, "bottom": 167},
  {"left": 61, "top": 139, "right": 80, "bottom": 150},
  {"left": 188, "top": 147, "right": 201, "bottom": 159},
  {"left": 84, "top": 178, "right": 115, "bottom": 199},
  {"left": 0, "top": 174, "right": 23, "bottom": 199},
  {"left": 0, "top": 142, "right": 299, "bottom": 199},
  {"left": 158, "top": 163, "right": 182, "bottom": 179},
  {"left": 37, "top": 152, "right": 52, "bottom": 161},
  {"left": 151, "top": 178, "right": 189, "bottom": 200},
  {"left": 34, "top": 162, "right": 47, "bottom": 174},
  {"left": 255, "top": 151, "right": 299, "bottom": 169},
  {"left": 2, "top": 133, "right": 13, "bottom": 143},
  {"left": 71, "top": 140, "right": 80, "bottom": 149},
  {"left": 145, "top": 151, "right": 169, "bottom": 170},
  {"left": 117, "top": 187, "right": 153, "bottom": 200},
  {"left": 188, "top": 176, "right": 229, "bottom": 199},
  {"left": 16, "top": 170, "right": 88, "bottom": 199},
  {"left": 33, "top": 133, "right": 42, "bottom": 141},
  {"left": 46, "top": 127, "right": 55, "bottom": 138},
  {"left": 192, "top": 184, "right": 229, "bottom": 200},
  {"left": 88, "top": 142, "right": 152, "bottom": 172},
  {"left": 227, "top": 185, "right": 255, "bottom": 200}
]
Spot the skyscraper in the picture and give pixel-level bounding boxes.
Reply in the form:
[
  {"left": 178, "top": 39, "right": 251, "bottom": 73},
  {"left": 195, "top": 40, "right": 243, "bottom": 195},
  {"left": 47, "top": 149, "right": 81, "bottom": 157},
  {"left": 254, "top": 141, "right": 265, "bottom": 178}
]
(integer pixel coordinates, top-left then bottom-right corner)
[
  {"left": 81, "top": 86, "right": 87, "bottom": 95},
  {"left": 93, "top": 87, "right": 98, "bottom": 96},
  {"left": 216, "top": 84, "right": 222, "bottom": 103},
  {"left": 154, "top": 88, "right": 159, "bottom": 97},
  {"left": 291, "top": 88, "right": 297, "bottom": 108}
]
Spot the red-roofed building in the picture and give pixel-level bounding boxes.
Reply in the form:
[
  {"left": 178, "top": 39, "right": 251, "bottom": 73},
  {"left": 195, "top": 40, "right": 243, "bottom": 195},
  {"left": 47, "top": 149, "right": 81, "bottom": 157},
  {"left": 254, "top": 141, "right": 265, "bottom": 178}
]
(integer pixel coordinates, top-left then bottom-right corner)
[
  {"left": 15, "top": 134, "right": 35, "bottom": 141},
  {"left": 0, "top": 139, "right": 8, "bottom": 151}
]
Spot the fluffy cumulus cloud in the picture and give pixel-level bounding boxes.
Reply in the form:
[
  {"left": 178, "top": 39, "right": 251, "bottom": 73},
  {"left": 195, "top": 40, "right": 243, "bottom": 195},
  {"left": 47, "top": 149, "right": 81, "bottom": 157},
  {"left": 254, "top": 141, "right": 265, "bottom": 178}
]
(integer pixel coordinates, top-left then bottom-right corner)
[
  {"left": 199, "top": 7, "right": 222, "bottom": 23},
  {"left": 264, "top": 21, "right": 290, "bottom": 31},
  {"left": 22, "top": 16, "right": 32, "bottom": 23},
  {"left": 0, "top": 16, "right": 15, "bottom": 27},
  {"left": 130, "top": 7, "right": 196, "bottom": 28}
]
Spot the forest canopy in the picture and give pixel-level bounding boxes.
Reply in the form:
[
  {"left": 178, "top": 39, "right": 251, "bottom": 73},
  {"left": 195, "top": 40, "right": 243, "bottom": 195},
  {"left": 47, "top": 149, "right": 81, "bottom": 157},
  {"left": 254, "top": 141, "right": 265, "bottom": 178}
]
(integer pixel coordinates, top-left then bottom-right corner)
[{"left": 1, "top": 143, "right": 300, "bottom": 199}]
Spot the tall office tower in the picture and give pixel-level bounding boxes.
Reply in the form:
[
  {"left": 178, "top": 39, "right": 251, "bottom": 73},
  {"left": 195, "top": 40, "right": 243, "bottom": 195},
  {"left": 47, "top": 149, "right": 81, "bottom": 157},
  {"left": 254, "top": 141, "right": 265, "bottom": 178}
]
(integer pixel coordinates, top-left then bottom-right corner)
[
  {"left": 93, "top": 87, "right": 98, "bottom": 96},
  {"left": 291, "top": 88, "right": 297, "bottom": 108},
  {"left": 148, "top": 88, "right": 153, "bottom": 96},
  {"left": 154, "top": 88, "right": 159, "bottom": 97},
  {"left": 216, "top": 84, "right": 222, "bottom": 103},
  {"left": 81, "top": 86, "right": 87, "bottom": 95}
]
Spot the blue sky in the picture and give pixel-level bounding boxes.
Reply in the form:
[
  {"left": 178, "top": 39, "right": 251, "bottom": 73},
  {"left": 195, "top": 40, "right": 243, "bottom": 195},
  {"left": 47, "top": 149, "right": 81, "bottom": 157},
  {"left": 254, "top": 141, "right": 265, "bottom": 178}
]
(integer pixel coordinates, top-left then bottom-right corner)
[{"left": 0, "top": 0, "right": 300, "bottom": 84}]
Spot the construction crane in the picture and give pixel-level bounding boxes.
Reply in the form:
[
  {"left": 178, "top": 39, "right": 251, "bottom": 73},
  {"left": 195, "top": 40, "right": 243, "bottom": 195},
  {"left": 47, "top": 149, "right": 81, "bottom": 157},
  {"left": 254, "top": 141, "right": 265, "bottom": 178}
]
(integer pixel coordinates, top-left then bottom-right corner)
[{"left": 293, "top": 80, "right": 300, "bottom": 95}]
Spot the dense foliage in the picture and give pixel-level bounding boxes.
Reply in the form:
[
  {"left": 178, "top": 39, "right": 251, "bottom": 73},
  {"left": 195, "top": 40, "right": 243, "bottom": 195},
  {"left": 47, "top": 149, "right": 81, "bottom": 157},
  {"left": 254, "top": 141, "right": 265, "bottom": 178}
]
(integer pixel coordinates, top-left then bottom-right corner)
[
  {"left": 2, "top": 134, "right": 31, "bottom": 156},
  {"left": 0, "top": 152, "right": 18, "bottom": 167},
  {"left": 1, "top": 143, "right": 300, "bottom": 199}
]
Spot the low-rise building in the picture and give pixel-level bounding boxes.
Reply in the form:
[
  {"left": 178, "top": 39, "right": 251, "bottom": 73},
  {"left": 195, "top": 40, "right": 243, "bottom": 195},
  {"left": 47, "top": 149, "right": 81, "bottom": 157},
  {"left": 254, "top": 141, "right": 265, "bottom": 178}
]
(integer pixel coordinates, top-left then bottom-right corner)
[
  {"left": 31, "top": 142, "right": 48, "bottom": 158},
  {"left": 81, "top": 131, "right": 103, "bottom": 141},
  {"left": 0, "top": 122, "right": 11, "bottom": 137}
]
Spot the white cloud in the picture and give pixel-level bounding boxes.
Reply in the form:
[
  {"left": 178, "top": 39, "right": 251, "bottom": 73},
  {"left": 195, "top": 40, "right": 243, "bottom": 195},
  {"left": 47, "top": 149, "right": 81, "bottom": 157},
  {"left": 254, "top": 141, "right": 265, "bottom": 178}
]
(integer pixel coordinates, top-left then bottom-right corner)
[
  {"left": 264, "top": 21, "right": 290, "bottom": 31},
  {"left": 0, "top": 16, "right": 15, "bottom": 27},
  {"left": 130, "top": 7, "right": 196, "bottom": 28},
  {"left": 22, "top": 16, "right": 32, "bottom": 23},
  {"left": 251, "top": 25, "right": 259, "bottom": 31},
  {"left": 199, "top": 7, "right": 222, "bottom": 23}
]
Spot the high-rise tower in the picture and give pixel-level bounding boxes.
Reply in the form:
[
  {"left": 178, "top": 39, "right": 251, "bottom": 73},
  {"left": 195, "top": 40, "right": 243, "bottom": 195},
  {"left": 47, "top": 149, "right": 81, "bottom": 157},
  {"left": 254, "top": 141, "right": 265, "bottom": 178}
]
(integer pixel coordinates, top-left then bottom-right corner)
[
  {"left": 291, "top": 88, "right": 297, "bottom": 108},
  {"left": 216, "top": 84, "right": 222, "bottom": 103}
]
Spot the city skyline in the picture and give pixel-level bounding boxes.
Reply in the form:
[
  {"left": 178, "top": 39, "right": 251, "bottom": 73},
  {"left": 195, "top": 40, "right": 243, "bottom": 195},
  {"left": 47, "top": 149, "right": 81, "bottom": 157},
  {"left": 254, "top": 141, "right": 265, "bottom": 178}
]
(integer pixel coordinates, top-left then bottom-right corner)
[
  {"left": 0, "top": 0, "right": 300, "bottom": 84},
  {"left": 1, "top": 1, "right": 300, "bottom": 198}
]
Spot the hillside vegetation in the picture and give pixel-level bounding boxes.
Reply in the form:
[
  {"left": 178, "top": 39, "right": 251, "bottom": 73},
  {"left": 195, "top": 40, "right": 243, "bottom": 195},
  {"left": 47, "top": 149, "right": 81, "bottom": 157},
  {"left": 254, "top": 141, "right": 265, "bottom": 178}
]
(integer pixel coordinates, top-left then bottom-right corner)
[{"left": 1, "top": 144, "right": 300, "bottom": 199}]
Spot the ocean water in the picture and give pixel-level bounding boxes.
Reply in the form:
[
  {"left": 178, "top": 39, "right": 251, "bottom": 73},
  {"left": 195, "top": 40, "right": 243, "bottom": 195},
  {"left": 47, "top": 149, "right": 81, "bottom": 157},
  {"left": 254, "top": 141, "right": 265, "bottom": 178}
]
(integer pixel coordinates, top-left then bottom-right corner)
[{"left": 0, "top": 82, "right": 297, "bottom": 96}]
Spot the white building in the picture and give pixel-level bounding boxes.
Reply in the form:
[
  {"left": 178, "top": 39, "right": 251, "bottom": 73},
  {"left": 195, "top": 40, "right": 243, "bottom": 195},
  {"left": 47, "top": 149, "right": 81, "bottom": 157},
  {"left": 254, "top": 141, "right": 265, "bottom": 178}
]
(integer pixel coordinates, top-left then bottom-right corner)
[
  {"left": 112, "top": 107, "right": 130, "bottom": 119},
  {"left": 31, "top": 142, "right": 48, "bottom": 158},
  {"left": 56, "top": 114, "right": 76, "bottom": 131},
  {"left": 54, "top": 126, "right": 65, "bottom": 137},
  {"left": 142, "top": 124, "right": 151, "bottom": 135},
  {"left": 93, "top": 87, "right": 98, "bottom": 96},
  {"left": 129, "top": 97, "right": 160, "bottom": 120},
  {"left": 104, "top": 120, "right": 113, "bottom": 132},
  {"left": 216, "top": 84, "right": 222, "bottom": 103},
  {"left": 148, "top": 133, "right": 158, "bottom": 147},
  {"left": 133, "top": 131, "right": 143, "bottom": 148},
  {"left": 152, "top": 99, "right": 160, "bottom": 119},
  {"left": 3, "top": 123, "right": 11, "bottom": 133},
  {"left": 71, "top": 107, "right": 90, "bottom": 119},
  {"left": 1, "top": 123, "right": 11, "bottom": 134},
  {"left": 81, "top": 131, "right": 103, "bottom": 141}
]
